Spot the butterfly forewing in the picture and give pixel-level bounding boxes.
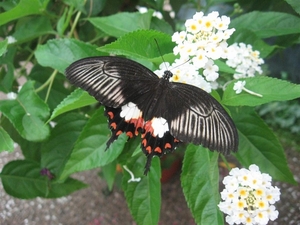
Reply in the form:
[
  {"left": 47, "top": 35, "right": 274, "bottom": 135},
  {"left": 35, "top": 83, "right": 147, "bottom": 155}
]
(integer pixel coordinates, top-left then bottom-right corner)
[
  {"left": 65, "top": 56, "right": 239, "bottom": 174},
  {"left": 66, "top": 57, "right": 158, "bottom": 108}
]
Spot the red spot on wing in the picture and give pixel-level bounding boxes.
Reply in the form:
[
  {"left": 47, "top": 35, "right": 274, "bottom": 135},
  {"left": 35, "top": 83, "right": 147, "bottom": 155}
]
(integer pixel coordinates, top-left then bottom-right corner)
[
  {"left": 126, "top": 131, "right": 134, "bottom": 138},
  {"left": 154, "top": 147, "right": 162, "bottom": 153},
  {"left": 164, "top": 143, "right": 171, "bottom": 149},
  {"left": 116, "top": 130, "right": 122, "bottom": 136},
  {"left": 107, "top": 111, "right": 114, "bottom": 119},
  {"left": 111, "top": 122, "right": 117, "bottom": 129},
  {"left": 146, "top": 146, "right": 152, "bottom": 153}
]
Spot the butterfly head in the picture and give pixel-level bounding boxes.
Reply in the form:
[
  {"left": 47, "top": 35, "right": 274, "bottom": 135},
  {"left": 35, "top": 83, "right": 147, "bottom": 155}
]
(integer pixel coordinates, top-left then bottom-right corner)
[{"left": 162, "top": 70, "right": 173, "bottom": 80}]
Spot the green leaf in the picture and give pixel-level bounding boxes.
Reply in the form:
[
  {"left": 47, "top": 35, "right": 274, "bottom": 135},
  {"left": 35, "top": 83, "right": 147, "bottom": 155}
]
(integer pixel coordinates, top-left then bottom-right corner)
[
  {"left": 49, "top": 89, "right": 97, "bottom": 122},
  {"left": 100, "top": 161, "right": 117, "bottom": 191},
  {"left": 122, "top": 156, "right": 161, "bottom": 225},
  {"left": 0, "top": 39, "right": 8, "bottom": 57},
  {"left": 98, "top": 30, "right": 175, "bottom": 63},
  {"left": 59, "top": 107, "right": 127, "bottom": 180},
  {"left": 229, "top": 29, "right": 275, "bottom": 58},
  {"left": 222, "top": 77, "right": 300, "bottom": 106},
  {"left": 181, "top": 145, "right": 223, "bottom": 225},
  {"left": 0, "top": 160, "right": 87, "bottom": 199},
  {"left": 35, "top": 39, "right": 101, "bottom": 73},
  {"left": 0, "top": 127, "right": 14, "bottom": 152},
  {"left": 29, "top": 65, "right": 70, "bottom": 110},
  {"left": 12, "top": 16, "right": 55, "bottom": 44},
  {"left": 286, "top": 0, "right": 300, "bottom": 15},
  {"left": 1, "top": 117, "right": 42, "bottom": 161},
  {"left": 0, "top": 160, "right": 47, "bottom": 199},
  {"left": 231, "top": 11, "right": 300, "bottom": 38},
  {"left": 0, "top": 81, "right": 50, "bottom": 141},
  {"left": 45, "top": 177, "right": 88, "bottom": 198},
  {"left": 232, "top": 107, "right": 297, "bottom": 184},
  {"left": 41, "top": 113, "right": 87, "bottom": 178},
  {"left": 0, "top": 0, "right": 49, "bottom": 26},
  {"left": 150, "top": 17, "right": 174, "bottom": 35},
  {"left": 87, "top": 11, "right": 154, "bottom": 38}
]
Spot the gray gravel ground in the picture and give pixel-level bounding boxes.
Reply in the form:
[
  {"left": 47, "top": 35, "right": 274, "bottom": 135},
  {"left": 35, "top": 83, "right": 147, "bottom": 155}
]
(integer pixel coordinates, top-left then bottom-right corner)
[{"left": 0, "top": 144, "right": 299, "bottom": 225}]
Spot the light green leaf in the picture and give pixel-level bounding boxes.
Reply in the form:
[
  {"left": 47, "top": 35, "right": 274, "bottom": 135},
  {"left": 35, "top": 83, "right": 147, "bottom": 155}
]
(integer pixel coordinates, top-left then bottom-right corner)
[
  {"left": 49, "top": 89, "right": 97, "bottom": 122},
  {"left": 222, "top": 77, "right": 300, "bottom": 106},
  {"left": 59, "top": 107, "right": 127, "bottom": 180},
  {"left": 0, "top": 127, "right": 14, "bottom": 152},
  {"left": 0, "top": 39, "right": 8, "bottom": 57},
  {"left": 122, "top": 156, "right": 161, "bottom": 225},
  {"left": 231, "top": 11, "right": 300, "bottom": 38},
  {"left": 98, "top": 30, "right": 175, "bottom": 63},
  {"left": 35, "top": 39, "right": 101, "bottom": 73},
  {"left": 181, "top": 145, "right": 223, "bottom": 225},
  {"left": 0, "top": 0, "right": 49, "bottom": 26},
  {"left": 232, "top": 107, "right": 296, "bottom": 184},
  {"left": 88, "top": 11, "right": 154, "bottom": 38},
  {"left": 0, "top": 81, "right": 50, "bottom": 141}
]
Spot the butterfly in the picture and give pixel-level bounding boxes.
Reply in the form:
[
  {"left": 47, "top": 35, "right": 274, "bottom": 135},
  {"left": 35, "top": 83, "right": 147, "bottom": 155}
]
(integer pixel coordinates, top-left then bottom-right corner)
[{"left": 65, "top": 56, "right": 238, "bottom": 174}]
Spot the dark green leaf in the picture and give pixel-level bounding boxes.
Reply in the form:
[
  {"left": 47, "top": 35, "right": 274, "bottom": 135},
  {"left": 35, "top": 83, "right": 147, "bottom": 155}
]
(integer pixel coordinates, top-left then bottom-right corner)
[
  {"left": 231, "top": 11, "right": 300, "bottom": 38},
  {"left": 29, "top": 65, "right": 70, "bottom": 110},
  {"left": 13, "top": 16, "right": 55, "bottom": 44},
  {"left": 222, "top": 77, "right": 300, "bottom": 106},
  {"left": 88, "top": 11, "right": 154, "bottom": 37},
  {"left": 181, "top": 145, "right": 223, "bottom": 225},
  {"left": 150, "top": 17, "right": 174, "bottom": 35},
  {"left": 41, "top": 113, "right": 88, "bottom": 178},
  {"left": 0, "top": 81, "right": 50, "bottom": 141},
  {"left": 100, "top": 161, "right": 117, "bottom": 191},
  {"left": 1, "top": 117, "right": 42, "bottom": 161},
  {"left": 123, "top": 156, "right": 161, "bottom": 225},
  {"left": 0, "top": 160, "right": 47, "bottom": 199},
  {"left": 0, "top": 127, "right": 14, "bottom": 152},
  {"left": 286, "top": 0, "right": 300, "bottom": 15},
  {"left": 35, "top": 39, "right": 101, "bottom": 73},
  {"left": 45, "top": 177, "right": 88, "bottom": 198},
  {"left": 229, "top": 29, "right": 275, "bottom": 58},
  {"left": 59, "top": 107, "right": 127, "bottom": 180},
  {"left": 0, "top": 159, "right": 87, "bottom": 199},
  {"left": 232, "top": 107, "right": 297, "bottom": 184}
]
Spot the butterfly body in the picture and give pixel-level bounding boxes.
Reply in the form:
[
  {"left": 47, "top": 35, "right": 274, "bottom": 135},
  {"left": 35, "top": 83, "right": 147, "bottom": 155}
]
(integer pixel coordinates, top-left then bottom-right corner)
[{"left": 66, "top": 56, "right": 238, "bottom": 174}]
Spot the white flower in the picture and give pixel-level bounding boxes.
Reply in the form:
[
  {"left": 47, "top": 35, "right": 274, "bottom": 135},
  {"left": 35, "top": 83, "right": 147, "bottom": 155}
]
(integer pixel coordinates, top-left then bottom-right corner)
[
  {"left": 6, "top": 92, "right": 17, "bottom": 100},
  {"left": 136, "top": 6, "right": 163, "bottom": 19},
  {"left": 226, "top": 43, "right": 264, "bottom": 79},
  {"left": 233, "top": 81, "right": 246, "bottom": 94},
  {"left": 219, "top": 164, "right": 281, "bottom": 225},
  {"left": 7, "top": 36, "right": 17, "bottom": 44}
]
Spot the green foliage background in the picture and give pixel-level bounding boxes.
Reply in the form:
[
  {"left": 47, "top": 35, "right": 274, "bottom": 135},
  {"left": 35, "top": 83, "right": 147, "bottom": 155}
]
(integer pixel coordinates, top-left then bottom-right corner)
[{"left": 0, "top": 0, "right": 300, "bottom": 224}]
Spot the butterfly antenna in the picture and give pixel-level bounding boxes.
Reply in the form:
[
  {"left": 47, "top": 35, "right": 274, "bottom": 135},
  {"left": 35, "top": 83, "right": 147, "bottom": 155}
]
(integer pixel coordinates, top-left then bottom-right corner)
[{"left": 154, "top": 38, "right": 169, "bottom": 71}]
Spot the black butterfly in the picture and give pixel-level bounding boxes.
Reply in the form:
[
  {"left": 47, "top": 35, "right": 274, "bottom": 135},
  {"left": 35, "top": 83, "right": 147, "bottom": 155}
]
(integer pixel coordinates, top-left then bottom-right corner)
[{"left": 65, "top": 56, "right": 238, "bottom": 174}]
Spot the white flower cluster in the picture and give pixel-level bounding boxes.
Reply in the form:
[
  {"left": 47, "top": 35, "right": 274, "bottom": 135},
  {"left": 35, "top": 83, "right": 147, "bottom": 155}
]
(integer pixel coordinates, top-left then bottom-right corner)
[
  {"left": 154, "top": 11, "right": 235, "bottom": 93},
  {"left": 218, "top": 165, "right": 280, "bottom": 225},
  {"left": 226, "top": 43, "right": 264, "bottom": 79}
]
